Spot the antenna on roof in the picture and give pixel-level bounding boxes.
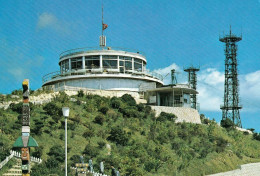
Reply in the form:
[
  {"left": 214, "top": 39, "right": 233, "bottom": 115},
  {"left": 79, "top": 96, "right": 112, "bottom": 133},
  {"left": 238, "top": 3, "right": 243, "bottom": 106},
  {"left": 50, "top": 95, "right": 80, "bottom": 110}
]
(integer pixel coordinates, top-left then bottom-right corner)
[{"left": 100, "top": 3, "right": 108, "bottom": 48}]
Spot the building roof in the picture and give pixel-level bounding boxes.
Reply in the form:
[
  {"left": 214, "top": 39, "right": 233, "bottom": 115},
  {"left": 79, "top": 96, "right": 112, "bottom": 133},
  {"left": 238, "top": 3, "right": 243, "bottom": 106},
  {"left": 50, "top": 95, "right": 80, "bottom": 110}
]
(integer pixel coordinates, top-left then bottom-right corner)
[{"left": 146, "top": 84, "right": 198, "bottom": 94}]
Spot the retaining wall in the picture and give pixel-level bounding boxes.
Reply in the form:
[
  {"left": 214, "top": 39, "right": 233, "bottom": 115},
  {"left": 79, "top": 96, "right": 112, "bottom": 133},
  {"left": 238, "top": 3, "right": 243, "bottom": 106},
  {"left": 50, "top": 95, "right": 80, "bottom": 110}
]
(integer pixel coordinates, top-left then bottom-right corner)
[{"left": 151, "top": 106, "right": 201, "bottom": 124}]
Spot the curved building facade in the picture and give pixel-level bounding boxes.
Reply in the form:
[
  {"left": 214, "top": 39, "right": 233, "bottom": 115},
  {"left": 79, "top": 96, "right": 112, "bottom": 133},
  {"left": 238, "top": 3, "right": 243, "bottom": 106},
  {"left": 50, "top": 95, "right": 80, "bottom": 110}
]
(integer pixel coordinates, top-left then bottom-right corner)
[{"left": 42, "top": 47, "right": 163, "bottom": 92}]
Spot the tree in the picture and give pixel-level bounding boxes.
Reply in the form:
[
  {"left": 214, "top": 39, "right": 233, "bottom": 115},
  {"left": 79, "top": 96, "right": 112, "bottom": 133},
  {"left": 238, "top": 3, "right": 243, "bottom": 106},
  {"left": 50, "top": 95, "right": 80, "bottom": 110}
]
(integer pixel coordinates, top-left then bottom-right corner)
[
  {"left": 121, "top": 94, "right": 136, "bottom": 106},
  {"left": 220, "top": 118, "right": 235, "bottom": 128},
  {"left": 43, "top": 102, "right": 62, "bottom": 122},
  {"left": 83, "top": 143, "right": 99, "bottom": 158},
  {"left": 77, "top": 90, "right": 84, "bottom": 97},
  {"left": 107, "top": 126, "right": 129, "bottom": 146},
  {"left": 48, "top": 145, "right": 65, "bottom": 163},
  {"left": 94, "top": 114, "right": 105, "bottom": 125},
  {"left": 9, "top": 102, "right": 23, "bottom": 113},
  {"left": 32, "top": 119, "right": 44, "bottom": 135}
]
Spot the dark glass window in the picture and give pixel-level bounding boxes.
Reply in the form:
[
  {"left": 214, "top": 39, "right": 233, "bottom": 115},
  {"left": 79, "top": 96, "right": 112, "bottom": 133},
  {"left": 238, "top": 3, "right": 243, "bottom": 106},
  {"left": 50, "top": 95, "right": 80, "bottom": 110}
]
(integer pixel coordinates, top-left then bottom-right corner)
[
  {"left": 103, "top": 60, "right": 117, "bottom": 69},
  {"left": 71, "top": 57, "right": 82, "bottom": 70},
  {"left": 85, "top": 56, "right": 100, "bottom": 69},
  {"left": 103, "top": 55, "right": 117, "bottom": 69},
  {"left": 134, "top": 58, "right": 142, "bottom": 64},
  {"left": 103, "top": 55, "right": 117, "bottom": 60},
  {"left": 125, "top": 61, "right": 132, "bottom": 70},
  {"left": 134, "top": 62, "right": 142, "bottom": 72}
]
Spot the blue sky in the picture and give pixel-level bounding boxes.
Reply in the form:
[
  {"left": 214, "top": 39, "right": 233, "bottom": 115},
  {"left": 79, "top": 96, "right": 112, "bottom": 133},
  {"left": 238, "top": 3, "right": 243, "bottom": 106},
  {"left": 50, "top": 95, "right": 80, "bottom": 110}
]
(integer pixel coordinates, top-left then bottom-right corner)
[{"left": 0, "top": 0, "right": 260, "bottom": 131}]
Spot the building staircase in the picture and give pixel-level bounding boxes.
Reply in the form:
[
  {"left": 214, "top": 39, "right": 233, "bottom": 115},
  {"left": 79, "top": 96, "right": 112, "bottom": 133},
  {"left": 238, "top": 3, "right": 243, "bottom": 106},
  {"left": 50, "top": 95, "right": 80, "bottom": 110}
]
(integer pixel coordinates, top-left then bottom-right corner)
[{"left": 2, "top": 158, "right": 22, "bottom": 176}]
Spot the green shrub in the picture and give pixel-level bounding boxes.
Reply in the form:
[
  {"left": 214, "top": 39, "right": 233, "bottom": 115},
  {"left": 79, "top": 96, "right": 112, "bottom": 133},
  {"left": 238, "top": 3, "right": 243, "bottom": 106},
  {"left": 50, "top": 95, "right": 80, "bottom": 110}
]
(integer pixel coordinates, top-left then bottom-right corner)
[
  {"left": 110, "top": 97, "right": 122, "bottom": 109},
  {"left": 99, "top": 106, "right": 109, "bottom": 115},
  {"left": 221, "top": 118, "right": 235, "bottom": 128},
  {"left": 48, "top": 145, "right": 65, "bottom": 163},
  {"left": 107, "top": 126, "right": 129, "bottom": 146},
  {"left": 94, "top": 114, "right": 105, "bottom": 125},
  {"left": 77, "top": 90, "right": 84, "bottom": 97},
  {"left": 9, "top": 102, "right": 23, "bottom": 113},
  {"left": 83, "top": 143, "right": 99, "bottom": 158},
  {"left": 157, "top": 112, "right": 176, "bottom": 122},
  {"left": 43, "top": 102, "right": 62, "bottom": 122},
  {"left": 121, "top": 94, "right": 136, "bottom": 106}
]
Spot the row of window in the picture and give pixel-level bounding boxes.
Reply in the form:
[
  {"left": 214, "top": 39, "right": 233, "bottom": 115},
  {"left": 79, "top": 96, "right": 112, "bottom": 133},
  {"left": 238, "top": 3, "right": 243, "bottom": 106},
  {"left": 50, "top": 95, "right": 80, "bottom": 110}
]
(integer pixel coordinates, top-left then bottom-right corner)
[{"left": 60, "top": 55, "right": 145, "bottom": 73}]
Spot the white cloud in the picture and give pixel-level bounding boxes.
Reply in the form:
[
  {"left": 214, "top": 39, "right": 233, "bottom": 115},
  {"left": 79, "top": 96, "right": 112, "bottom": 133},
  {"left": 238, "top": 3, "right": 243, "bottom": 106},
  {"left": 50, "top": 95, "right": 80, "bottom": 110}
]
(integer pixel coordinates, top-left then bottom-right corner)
[
  {"left": 37, "top": 12, "right": 58, "bottom": 29},
  {"left": 197, "top": 68, "right": 224, "bottom": 111},
  {"left": 153, "top": 63, "right": 186, "bottom": 84},
  {"left": 152, "top": 64, "right": 260, "bottom": 112},
  {"left": 37, "top": 12, "right": 70, "bottom": 34}
]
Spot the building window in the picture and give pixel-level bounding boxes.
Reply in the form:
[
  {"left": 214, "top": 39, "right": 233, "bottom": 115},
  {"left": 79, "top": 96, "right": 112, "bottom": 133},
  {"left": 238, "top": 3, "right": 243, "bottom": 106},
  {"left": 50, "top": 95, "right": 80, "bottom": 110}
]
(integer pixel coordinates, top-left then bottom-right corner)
[
  {"left": 134, "top": 58, "right": 142, "bottom": 72},
  {"left": 103, "top": 55, "right": 118, "bottom": 69},
  {"left": 60, "top": 60, "right": 69, "bottom": 73},
  {"left": 71, "top": 57, "right": 82, "bottom": 70},
  {"left": 85, "top": 56, "right": 100, "bottom": 69},
  {"left": 119, "top": 56, "right": 132, "bottom": 71}
]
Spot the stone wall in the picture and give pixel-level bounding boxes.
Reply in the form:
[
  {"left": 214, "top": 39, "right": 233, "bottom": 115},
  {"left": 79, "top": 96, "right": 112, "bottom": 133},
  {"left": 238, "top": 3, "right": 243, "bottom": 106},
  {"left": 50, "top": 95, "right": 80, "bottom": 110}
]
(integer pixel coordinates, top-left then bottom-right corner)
[
  {"left": 207, "top": 162, "right": 260, "bottom": 176},
  {"left": 0, "top": 90, "right": 146, "bottom": 109},
  {"left": 151, "top": 106, "right": 201, "bottom": 124}
]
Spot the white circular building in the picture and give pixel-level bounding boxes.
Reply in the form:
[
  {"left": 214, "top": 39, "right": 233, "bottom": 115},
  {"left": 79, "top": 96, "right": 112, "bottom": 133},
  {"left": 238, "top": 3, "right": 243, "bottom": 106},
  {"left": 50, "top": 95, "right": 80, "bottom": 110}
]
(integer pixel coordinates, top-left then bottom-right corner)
[{"left": 42, "top": 46, "right": 163, "bottom": 92}]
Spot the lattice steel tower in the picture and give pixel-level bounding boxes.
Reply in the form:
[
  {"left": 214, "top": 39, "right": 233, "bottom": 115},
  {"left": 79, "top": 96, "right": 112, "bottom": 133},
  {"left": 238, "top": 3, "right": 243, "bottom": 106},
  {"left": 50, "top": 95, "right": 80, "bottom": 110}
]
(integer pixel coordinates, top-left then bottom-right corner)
[
  {"left": 219, "top": 28, "right": 242, "bottom": 127},
  {"left": 184, "top": 67, "right": 200, "bottom": 109}
]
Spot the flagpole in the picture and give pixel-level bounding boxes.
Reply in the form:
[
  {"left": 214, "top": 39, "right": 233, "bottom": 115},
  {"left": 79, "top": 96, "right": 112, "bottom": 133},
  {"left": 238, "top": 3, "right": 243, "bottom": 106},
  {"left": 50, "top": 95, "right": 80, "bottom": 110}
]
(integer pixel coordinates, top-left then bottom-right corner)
[{"left": 102, "top": 3, "right": 104, "bottom": 36}]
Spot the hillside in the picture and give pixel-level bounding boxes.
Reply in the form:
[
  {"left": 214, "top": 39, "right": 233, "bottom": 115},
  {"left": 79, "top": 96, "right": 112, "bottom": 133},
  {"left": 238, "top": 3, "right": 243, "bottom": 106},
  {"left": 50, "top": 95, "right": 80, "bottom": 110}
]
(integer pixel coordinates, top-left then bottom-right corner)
[{"left": 0, "top": 90, "right": 260, "bottom": 176}]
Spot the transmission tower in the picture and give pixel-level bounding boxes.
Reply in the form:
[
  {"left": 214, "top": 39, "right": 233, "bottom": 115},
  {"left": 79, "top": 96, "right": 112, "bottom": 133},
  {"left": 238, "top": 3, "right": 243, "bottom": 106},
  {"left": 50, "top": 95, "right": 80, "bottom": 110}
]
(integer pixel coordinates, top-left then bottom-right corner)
[
  {"left": 171, "top": 69, "right": 178, "bottom": 85},
  {"left": 184, "top": 67, "right": 200, "bottom": 109},
  {"left": 219, "top": 27, "right": 242, "bottom": 127}
]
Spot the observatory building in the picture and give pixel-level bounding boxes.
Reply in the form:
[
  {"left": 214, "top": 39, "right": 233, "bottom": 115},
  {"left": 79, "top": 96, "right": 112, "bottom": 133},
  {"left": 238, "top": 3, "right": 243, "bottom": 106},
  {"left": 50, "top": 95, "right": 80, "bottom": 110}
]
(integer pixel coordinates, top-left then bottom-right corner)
[
  {"left": 42, "top": 15, "right": 199, "bottom": 110},
  {"left": 42, "top": 46, "right": 163, "bottom": 92}
]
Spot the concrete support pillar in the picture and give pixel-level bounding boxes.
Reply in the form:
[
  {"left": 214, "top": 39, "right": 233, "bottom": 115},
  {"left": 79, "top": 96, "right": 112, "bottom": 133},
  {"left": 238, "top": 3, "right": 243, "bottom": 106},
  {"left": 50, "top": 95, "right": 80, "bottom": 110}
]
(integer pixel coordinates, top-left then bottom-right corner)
[
  {"left": 172, "top": 89, "right": 175, "bottom": 107},
  {"left": 100, "top": 55, "right": 103, "bottom": 70},
  {"left": 157, "top": 92, "right": 160, "bottom": 106},
  {"left": 132, "top": 58, "right": 134, "bottom": 72},
  {"left": 82, "top": 56, "right": 85, "bottom": 69},
  {"left": 117, "top": 56, "right": 119, "bottom": 70},
  {"left": 69, "top": 59, "right": 71, "bottom": 71}
]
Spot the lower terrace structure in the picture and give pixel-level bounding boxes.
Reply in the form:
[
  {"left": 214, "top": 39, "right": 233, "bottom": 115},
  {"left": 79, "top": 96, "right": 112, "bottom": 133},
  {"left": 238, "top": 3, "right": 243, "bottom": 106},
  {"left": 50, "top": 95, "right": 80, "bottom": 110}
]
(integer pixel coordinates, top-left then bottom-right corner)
[{"left": 146, "top": 84, "right": 198, "bottom": 109}]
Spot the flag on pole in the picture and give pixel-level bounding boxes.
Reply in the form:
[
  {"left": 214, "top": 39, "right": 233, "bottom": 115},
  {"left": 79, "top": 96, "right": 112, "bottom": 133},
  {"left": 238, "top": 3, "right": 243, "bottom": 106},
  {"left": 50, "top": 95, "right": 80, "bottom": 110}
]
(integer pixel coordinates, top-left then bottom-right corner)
[{"left": 102, "top": 23, "right": 108, "bottom": 30}]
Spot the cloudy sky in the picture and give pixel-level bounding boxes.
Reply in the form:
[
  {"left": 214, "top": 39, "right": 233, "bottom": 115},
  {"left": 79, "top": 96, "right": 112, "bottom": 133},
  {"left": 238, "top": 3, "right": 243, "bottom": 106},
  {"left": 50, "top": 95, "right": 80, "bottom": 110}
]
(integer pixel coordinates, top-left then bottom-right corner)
[{"left": 0, "top": 0, "right": 259, "bottom": 130}]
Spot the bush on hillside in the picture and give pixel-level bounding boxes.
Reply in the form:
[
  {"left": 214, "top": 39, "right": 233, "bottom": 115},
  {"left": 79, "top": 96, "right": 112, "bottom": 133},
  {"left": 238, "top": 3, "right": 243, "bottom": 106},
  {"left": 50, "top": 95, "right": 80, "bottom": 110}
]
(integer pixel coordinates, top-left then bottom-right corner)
[
  {"left": 9, "top": 102, "right": 23, "bottom": 114},
  {"left": 157, "top": 112, "right": 176, "bottom": 122},
  {"left": 121, "top": 94, "right": 136, "bottom": 106},
  {"left": 107, "top": 126, "right": 129, "bottom": 146},
  {"left": 94, "top": 114, "right": 105, "bottom": 125},
  {"left": 48, "top": 145, "right": 65, "bottom": 163},
  {"left": 221, "top": 118, "right": 235, "bottom": 129},
  {"left": 110, "top": 97, "right": 122, "bottom": 109},
  {"left": 99, "top": 105, "right": 109, "bottom": 115},
  {"left": 77, "top": 90, "right": 84, "bottom": 97},
  {"left": 43, "top": 102, "right": 62, "bottom": 122},
  {"left": 83, "top": 143, "right": 99, "bottom": 158},
  {"left": 11, "top": 89, "right": 22, "bottom": 96},
  {"left": 53, "top": 91, "right": 69, "bottom": 103}
]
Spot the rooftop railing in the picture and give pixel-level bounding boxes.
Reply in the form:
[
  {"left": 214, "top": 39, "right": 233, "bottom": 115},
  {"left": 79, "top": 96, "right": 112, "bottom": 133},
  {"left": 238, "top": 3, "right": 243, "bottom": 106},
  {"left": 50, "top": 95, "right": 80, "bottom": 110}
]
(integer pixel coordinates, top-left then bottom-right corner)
[
  {"left": 60, "top": 47, "right": 145, "bottom": 60},
  {"left": 42, "top": 69, "right": 163, "bottom": 85}
]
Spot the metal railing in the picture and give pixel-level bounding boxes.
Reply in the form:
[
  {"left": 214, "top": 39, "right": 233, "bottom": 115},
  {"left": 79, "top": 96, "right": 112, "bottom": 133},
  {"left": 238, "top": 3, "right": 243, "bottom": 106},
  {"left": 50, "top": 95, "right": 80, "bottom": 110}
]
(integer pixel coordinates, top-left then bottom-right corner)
[
  {"left": 59, "top": 46, "right": 145, "bottom": 59},
  {"left": 0, "top": 151, "right": 14, "bottom": 169},
  {"left": 42, "top": 69, "right": 163, "bottom": 85}
]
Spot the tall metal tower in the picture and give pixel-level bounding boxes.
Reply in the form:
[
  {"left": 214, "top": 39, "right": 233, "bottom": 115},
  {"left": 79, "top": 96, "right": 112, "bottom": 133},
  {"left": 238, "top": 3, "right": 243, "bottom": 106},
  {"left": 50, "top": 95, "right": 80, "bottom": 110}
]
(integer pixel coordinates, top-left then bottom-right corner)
[
  {"left": 184, "top": 67, "right": 200, "bottom": 109},
  {"left": 171, "top": 69, "right": 178, "bottom": 85},
  {"left": 219, "top": 28, "right": 242, "bottom": 127}
]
